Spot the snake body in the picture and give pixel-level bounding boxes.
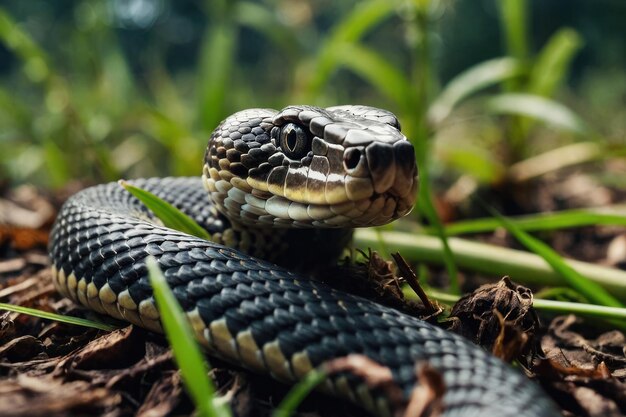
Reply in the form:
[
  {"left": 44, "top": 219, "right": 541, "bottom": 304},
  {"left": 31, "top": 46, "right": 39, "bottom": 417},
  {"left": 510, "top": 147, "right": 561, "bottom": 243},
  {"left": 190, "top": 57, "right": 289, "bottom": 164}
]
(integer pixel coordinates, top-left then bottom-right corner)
[{"left": 49, "top": 105, "right": 558, "bottom": 417}]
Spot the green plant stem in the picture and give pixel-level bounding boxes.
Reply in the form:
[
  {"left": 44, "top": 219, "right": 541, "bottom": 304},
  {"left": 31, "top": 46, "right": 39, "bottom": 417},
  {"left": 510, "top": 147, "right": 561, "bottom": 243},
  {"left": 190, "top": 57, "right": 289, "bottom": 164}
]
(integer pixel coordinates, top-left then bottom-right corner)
[
  {"left": 417, "top": 186, "right": 459, "bottom": 293},
  {"left": 533, "top": 299, "right": 626, "bottom": 320},
  {"left": 498, "top": 0, "right": 530, "bottom": 64},
  {"left": 426, "top": 290, "right": 626, "bottom": 322},
  {"left": 355, "top": 230, "right": 626, "bottom": 300},
  {"left": 496, "top": 0, "right": 530, "bottom": 161}
]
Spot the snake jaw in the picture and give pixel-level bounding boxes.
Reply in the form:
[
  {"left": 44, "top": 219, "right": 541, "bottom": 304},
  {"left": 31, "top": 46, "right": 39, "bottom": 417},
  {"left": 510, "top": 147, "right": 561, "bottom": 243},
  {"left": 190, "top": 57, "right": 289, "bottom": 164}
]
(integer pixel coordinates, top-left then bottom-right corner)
[{"left": 204, "top": 105, "right": 418, "bottom": 228}]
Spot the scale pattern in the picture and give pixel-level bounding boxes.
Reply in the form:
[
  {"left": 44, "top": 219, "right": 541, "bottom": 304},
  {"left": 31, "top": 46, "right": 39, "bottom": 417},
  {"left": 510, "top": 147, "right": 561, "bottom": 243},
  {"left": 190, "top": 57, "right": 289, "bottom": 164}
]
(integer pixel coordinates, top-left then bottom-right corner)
[{"left": 49, "top": 178, "right": 559, "bottom": 417}]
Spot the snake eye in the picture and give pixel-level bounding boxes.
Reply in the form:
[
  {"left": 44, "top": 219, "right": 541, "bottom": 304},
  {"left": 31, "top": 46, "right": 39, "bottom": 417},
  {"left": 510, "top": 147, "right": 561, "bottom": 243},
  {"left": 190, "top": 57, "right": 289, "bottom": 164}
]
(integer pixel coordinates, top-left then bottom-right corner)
[{"left": 279, "top": 123, "right": 310, "bottom": 159}]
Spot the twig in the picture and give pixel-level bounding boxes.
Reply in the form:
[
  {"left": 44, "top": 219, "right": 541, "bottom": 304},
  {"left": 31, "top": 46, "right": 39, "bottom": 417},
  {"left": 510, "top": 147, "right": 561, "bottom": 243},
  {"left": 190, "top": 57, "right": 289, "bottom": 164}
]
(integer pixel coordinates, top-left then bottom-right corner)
[{"left": 391, "top": 253, "right": 437, "bottom": 316}]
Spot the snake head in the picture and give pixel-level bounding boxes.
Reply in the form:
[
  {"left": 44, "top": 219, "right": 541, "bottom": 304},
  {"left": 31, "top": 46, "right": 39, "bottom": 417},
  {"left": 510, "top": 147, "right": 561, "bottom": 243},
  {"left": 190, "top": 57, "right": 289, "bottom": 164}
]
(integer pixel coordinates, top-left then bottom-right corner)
[{"left": 203, "top": 105, "right": 418, "bottom": 228}]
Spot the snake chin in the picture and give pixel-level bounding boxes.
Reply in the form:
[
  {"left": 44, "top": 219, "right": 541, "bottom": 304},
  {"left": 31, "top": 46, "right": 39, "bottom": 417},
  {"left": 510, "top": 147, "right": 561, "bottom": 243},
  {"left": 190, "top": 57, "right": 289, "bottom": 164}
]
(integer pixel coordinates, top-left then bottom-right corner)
[{"left": 216, "top": 189, "right": 416, "bottom": 229}]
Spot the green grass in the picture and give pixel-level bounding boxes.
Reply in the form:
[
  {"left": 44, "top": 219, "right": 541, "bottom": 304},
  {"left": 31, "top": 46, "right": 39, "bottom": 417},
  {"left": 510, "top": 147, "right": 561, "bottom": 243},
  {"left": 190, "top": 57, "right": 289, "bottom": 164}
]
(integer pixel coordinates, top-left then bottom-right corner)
[
  {"left": 491, "top": 210, "right": 624, "bottom": 308},
  {"left": 119, "top": 180, "right": 212, "bottom": 240},
  {"left": 0, "top": 0, "right": 610, "bottom": 189},
  {"left": 0, "top": 302, "right": 117, "bottom": 331},
  {"left": 435, "top": 208, "right": 626, "bottom": 236},
  {"left": 272, "top": 370, "right": 327, "bottom": 417},
  {"left": 146, "top": 256, "right": 230, "bottom": 417}
]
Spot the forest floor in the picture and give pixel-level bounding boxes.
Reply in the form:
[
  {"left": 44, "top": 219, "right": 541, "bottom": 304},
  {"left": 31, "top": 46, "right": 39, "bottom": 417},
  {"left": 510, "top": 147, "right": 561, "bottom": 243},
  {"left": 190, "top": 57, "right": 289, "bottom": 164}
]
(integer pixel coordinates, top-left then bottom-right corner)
[{"left": 0, "top": 172, "right": 625, "bottom": 417}]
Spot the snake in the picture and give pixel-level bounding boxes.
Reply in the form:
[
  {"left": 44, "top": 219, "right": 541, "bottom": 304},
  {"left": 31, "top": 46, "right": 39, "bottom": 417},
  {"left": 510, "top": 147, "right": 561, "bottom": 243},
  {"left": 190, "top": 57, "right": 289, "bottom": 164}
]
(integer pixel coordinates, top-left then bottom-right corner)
[{"left": 49, "top": 105, "right": 559, "bottom": 417}]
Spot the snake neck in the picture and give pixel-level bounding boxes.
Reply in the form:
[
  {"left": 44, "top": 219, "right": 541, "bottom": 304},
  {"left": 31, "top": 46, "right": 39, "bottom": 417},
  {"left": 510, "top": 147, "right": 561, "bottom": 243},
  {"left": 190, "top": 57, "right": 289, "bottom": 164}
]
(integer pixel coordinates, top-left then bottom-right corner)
[{"left": 210, "top": 216, "right": 352, "bottom": 271}]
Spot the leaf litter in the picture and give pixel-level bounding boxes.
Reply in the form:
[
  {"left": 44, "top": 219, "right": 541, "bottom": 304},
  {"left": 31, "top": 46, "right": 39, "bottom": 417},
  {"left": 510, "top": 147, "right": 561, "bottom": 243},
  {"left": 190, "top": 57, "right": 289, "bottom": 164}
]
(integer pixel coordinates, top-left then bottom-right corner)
[{"left": 1, "top": 181, "right": 626, "bottom": 416}]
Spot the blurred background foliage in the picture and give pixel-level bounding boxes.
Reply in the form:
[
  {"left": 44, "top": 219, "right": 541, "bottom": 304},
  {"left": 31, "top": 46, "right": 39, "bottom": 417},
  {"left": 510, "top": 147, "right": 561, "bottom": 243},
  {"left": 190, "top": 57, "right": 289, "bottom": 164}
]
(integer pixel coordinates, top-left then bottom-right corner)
[{"left": 0, "top": 0, "right": 624, "bottom": 192}]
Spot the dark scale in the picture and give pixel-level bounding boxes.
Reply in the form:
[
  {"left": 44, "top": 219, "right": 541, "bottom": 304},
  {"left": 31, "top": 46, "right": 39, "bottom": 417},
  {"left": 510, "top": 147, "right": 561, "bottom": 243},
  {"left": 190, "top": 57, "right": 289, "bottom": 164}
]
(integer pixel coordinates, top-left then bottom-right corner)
[
  {"left": 225, "top": 148, "right": 240, "bottom": 162},
  {"left": 228, "top": 162, "right": 249, "bottom": 179},
  {"left": 240, "top": 153, "right": 261, "bottom": 169},
  {"left": 233, "top": 140, "right": 247, "bottom": 152}
]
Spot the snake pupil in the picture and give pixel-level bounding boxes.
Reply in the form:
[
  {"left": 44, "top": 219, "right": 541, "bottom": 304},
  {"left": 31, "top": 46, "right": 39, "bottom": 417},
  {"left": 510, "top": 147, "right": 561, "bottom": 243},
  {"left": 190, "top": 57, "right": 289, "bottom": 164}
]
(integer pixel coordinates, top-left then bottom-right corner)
[
  {"left": 280, "top": 123, "right": 309, "bottom": 159},
  {"left": 286, "top": 130, "right": 298, "bottom": 152}
]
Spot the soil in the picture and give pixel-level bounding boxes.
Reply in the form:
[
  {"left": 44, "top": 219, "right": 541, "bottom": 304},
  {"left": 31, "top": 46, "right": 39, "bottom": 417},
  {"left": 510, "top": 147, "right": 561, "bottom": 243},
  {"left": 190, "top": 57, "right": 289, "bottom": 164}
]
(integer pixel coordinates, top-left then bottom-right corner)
[{"left": 0, "top": 173, "right": 625, "bottom": 417}]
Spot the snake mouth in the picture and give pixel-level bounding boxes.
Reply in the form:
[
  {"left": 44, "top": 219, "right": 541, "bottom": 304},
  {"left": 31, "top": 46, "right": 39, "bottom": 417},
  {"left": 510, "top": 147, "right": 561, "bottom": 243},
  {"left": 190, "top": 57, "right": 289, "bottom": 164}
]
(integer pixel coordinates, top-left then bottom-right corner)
[
  {"left": 255, "top": 139, "right": 418, "bottom": 228},
  {"left": 258, "top": 189, "right": 416, "bottom": 228}
]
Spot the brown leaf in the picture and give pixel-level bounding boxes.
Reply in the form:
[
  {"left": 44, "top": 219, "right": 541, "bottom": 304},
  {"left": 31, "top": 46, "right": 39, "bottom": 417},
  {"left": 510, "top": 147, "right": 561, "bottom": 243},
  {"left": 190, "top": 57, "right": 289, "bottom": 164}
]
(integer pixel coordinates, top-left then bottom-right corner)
[
  {"left": 403, "top": 364, "right": 445, "bottom": 417},
  {"left": 55, "top": 325, "right": 146, "bottom": 376},
  {"left": 535, "top": 315, "right": 626, "bottom": 417},
  {"left": 0, "top": 335, "right": 45, "bottom": 362},
  {"left": 492, "top": 309, "right": 530, "bottom": 362},
  {"left": 324, "top": 354, "right": 405, "bottom": 414},
  {"left": 541, "top": 315, "right": 626, "bottom": 374},
  {"left": 449, "top": 277, "right": 538, "bottom": 362},
  {"left": 136, "top": 371, "right": 183, "bottom": 417},
  {"left": 0, "top": 226, "right": 50, "bottom": 251},
  {"left": 0, "top": 374, "right": 121, "bottom": 417}
]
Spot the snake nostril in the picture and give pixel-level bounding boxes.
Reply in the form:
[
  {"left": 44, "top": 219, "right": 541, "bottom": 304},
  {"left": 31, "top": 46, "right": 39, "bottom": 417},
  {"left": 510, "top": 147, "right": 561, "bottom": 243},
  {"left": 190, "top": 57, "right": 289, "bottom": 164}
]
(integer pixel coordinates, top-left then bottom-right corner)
[{"left": 343, "top": 148, "right": 362, "bottom": 171}]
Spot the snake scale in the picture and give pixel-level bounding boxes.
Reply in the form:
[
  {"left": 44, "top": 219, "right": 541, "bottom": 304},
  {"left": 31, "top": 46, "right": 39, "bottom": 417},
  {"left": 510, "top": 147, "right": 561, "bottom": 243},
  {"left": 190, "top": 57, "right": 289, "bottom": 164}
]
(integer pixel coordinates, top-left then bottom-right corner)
[{"left": 49, "top": 105, "right": 559, "bottom": 417}]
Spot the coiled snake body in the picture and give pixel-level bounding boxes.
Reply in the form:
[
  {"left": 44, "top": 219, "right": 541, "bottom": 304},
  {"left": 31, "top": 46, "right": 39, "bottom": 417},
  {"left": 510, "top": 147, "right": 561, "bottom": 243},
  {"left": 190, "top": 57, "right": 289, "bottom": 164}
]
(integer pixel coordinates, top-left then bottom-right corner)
[{"left": 49, "top": 105, "right": 558, "bottom": 417}]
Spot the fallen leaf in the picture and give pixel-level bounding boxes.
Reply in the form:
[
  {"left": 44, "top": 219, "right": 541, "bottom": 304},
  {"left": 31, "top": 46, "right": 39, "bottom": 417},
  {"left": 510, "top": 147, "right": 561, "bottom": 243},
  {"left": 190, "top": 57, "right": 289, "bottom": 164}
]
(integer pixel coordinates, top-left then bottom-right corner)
[{"left": 448, "top": 276, "right": 538, "bottom": 362}]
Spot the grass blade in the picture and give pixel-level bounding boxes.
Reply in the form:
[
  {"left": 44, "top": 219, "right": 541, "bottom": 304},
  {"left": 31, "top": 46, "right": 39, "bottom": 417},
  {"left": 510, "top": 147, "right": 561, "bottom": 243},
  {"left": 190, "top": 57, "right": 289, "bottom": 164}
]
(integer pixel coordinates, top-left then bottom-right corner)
[
  {"left": 301, "top": 0, "right": 397, "bottom": 99},
  {"left": 328, "top": 43, "right": 413, "bottom": 109},
  {"left": 0, "top": 7, "right": 52, "bottom": 84},
  {"left": 119, "top": 180, "right": 212, "bottom": 241},
  {"left": 0, "top": 302, "right": 117, "bottom": 331},
  {"left": 492, "top": 211, "right": 624, "bottom": 308},
  {"left": 272, "top": 370, "right": 327, "bottom": 417},
  {"left": 197, "top": 22, "right": 237, "bottom": 132},
  {"left": 428, "top": 57, "right": 522, "bottom": 126},
  {"left": 486, "top": 93, "right": 589, "bottom": 135},
  {"left": 528, "top": 28, "right": 583, "bottom": 98},
  {"left": 508, "top": 142, "right": 603, "bottom": 182},
  {"left": 533, "top": 299, "right": 626, "bottom": 321},
  {"left": 438, "top": 208, "right": 626, "bottom": 236},
  {"left": 234, "top": 2, "right": 300, "bottom": 60},
  {"left": 146, "top": 257, "right": 230, "bottom": 417}
]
